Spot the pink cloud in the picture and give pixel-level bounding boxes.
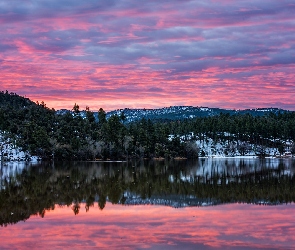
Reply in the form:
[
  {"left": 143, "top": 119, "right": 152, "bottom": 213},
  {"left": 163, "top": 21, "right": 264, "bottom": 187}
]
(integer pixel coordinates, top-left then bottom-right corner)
[{"left": 0, "top": 0, "right": 294, "bottom": 110}]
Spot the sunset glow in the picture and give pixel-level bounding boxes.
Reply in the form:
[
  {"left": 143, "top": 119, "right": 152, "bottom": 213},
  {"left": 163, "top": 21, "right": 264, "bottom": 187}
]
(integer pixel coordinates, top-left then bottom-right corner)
[
  {"left": 1, "top": 1, "right": 295, "bottom": 110},
  {"left": 1, "top": 203, "right": 295, "bottom": 249}
]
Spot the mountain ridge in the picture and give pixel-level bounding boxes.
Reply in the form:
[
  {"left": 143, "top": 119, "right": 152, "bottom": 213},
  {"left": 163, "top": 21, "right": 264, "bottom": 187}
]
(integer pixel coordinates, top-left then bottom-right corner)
[
  {"left": 106, "top": 106, "right": 288, "bottom": 122},
  {"left": 56, "top": 106, "right": 289, "bottom": 123}
]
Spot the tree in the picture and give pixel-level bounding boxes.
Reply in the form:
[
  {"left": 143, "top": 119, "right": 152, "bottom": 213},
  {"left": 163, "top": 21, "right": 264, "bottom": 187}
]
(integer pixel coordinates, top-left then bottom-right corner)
[
  {"left": 98, "top": 108, "right": 106, "bottom": 125},
  {"left": 224, "top": 141, "right": 237, "bottom": 156},
  {"left": 185, "top": 141, "right": 199, "bottom": 158},
  {"left": 123, "top": 135, "right": 133, "bottom": 158},
  {"left": 237, "top": 142, "right": 250, "bottom": 156},
  {"left": 72, "top": 103, "right": 80, "bottom": 115},
  {"left": 86, "top": 107, "right": 95, "bottom": 124},
  {"left": 278, "top": 143, "right": 285, "bottom": 156}
]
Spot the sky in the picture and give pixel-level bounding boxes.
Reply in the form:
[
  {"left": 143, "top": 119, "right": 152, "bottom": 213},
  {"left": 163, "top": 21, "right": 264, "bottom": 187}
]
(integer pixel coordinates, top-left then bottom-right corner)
[{"left": 1, "top": 0, "right": 295, "bottom": 111}]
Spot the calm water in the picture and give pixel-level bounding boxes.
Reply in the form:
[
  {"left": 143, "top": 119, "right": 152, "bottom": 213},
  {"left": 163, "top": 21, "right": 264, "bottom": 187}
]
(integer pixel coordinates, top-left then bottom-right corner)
[{"left": 1, "top": 158, "right": 295, "bottom": 249}]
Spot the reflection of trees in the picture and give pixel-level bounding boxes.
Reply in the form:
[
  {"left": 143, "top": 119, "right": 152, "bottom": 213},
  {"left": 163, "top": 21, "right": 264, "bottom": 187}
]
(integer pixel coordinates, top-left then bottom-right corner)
[
  {"left": 0, "top": 159, "right": 295, "bottom": 226},
  {"left": 85, "top": 194, "right": 95, "bottom": 212},
  {"left": 72, "top": 202, "right": 80, "bottom": 215},
  {"left": 98, "top": 194, "right": 106, "bottom": 210}
]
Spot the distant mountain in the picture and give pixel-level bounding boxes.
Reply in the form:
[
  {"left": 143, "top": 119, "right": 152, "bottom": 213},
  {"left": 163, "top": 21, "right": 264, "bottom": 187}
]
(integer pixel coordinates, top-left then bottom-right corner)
[
  {"left": 0, "top": 91, "right": 290, "bottom": 123},
  {"left": 105, "top": 106, "right": 288, "bottom": 122},
  {"left": 56, "top": 106, "right": 289, "bottom": 123}
]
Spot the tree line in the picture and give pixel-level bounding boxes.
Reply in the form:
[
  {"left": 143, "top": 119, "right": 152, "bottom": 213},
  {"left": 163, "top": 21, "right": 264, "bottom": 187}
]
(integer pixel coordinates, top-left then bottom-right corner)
[{"left": 0, "top": 91, "right": 295, "bottom": 160}]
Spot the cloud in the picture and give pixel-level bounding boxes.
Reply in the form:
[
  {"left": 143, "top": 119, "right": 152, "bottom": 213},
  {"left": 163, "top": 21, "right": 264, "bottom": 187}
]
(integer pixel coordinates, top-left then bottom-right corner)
[{"left": 0, "top": 0, "right": 294, "bottom": 110}]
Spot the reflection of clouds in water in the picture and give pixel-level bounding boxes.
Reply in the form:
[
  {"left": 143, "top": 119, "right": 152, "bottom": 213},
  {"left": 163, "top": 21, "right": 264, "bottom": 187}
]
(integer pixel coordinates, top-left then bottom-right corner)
[
  {"left": 0, "top": 203, "right": 295, "bottom": 249},
  {"left": 1, "top": 159, "right": 295, "bottom": 249}
]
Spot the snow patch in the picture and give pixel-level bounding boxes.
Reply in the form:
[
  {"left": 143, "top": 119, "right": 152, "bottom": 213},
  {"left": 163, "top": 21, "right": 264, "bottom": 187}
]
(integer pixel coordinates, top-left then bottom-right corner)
[{"left": 0, "top": 131, "right": 39, "bottom": 162}]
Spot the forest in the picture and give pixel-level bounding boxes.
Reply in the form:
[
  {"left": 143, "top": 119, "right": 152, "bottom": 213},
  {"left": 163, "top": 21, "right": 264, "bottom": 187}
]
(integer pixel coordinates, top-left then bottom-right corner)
[{"left": 1, "top": 91, "right": 295, "bottom": 160}]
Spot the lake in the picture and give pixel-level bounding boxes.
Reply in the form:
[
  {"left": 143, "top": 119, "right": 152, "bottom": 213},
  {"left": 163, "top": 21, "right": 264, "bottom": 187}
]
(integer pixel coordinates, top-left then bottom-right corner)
[{"left": 1, "top": 158, "right": 295, "bottom": 249}]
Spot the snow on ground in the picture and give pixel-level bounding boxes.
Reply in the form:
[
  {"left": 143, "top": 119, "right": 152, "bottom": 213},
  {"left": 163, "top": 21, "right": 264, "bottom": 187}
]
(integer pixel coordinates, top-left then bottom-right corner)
[
  {"left": 0, "top": 131, "right": 38, "bottom": 162},
  {"left": 195, "top": 137, "right": 278, "bottom": 158},
  {"left": 170, "top": 132, "right": 293, "bottom": 158}
]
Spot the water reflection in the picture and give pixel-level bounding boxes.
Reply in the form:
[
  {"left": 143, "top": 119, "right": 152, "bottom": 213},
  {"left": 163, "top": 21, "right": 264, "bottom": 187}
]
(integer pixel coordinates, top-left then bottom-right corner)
[
  {"left": 1, "top": 158, "right": 295, "bottom": 226},
  {"left": 1, "top": 203, "right": 295, "bottom": 249}
]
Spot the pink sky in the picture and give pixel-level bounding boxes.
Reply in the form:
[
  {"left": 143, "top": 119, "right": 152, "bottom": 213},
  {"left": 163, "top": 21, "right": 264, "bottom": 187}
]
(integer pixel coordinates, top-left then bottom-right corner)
[
  {"left": 1, "top": 203, "right": 295, "bottom": 249},
  {"left": 1, "top": 1, "right": 295, "bottom": 111}
]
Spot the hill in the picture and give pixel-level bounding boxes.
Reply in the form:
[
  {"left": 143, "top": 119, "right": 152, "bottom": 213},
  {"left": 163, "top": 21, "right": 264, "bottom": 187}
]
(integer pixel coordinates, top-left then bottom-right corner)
[
  {"left": 105, "top": 106, "right": 287, "bottom": 122},
  {"left": 1, "top": 91, "right": 295, "bottom": 161}
]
